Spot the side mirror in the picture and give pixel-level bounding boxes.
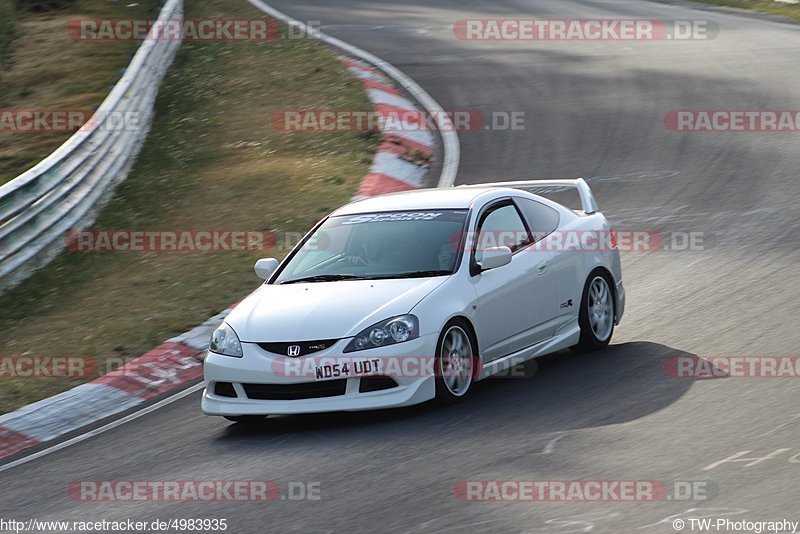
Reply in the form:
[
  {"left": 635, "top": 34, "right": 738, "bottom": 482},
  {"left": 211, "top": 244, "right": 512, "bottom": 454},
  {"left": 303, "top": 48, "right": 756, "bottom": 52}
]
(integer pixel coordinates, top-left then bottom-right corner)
[
  {"left": 254, "top": 258, "right": 279, "bottom": 280},
  {"left": 478, "top": 246, "right": 512, "bottom": 271}
]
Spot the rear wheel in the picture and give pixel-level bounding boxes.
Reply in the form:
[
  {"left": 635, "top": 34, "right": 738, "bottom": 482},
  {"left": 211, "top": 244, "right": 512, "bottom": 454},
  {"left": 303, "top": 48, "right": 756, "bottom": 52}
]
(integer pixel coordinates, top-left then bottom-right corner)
[
  {"left": 574, "top": 271, "right": 615, "bottom": 351},
  {"left": 434, "top": 320, "right": 476, "bottom": 404}
]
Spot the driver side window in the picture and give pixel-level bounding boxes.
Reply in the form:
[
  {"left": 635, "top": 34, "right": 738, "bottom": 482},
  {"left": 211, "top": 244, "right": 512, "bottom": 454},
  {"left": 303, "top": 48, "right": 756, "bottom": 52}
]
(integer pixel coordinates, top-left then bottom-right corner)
[
  {"left": 475, "top": 203, "right": 530, "bottom": 261},
  {"left": 289, "top": 227, "right": 348, "bottom": 273}
]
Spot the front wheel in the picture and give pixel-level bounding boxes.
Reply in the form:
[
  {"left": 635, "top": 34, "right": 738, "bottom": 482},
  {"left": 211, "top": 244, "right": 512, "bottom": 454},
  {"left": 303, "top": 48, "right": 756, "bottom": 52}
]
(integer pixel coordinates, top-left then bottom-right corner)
[
  {"left": 573, "top": 271, "right": 615, "bottom": 352},
  {"left": 434, "top": 320, "right": 476, "bottom": 404}
]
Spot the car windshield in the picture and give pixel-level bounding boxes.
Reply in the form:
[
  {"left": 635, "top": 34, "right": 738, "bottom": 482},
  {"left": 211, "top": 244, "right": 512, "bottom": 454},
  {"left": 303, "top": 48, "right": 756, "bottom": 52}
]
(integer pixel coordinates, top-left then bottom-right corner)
[{"left": 274, "top": 210, "right": 469, "bottom": 283}]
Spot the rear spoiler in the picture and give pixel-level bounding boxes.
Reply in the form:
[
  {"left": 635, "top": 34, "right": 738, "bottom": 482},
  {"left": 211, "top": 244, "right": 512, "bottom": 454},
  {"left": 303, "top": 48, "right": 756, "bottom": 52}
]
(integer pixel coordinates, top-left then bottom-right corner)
[{"left": 458, "top": 178, "right": 599, "bottom": 215}]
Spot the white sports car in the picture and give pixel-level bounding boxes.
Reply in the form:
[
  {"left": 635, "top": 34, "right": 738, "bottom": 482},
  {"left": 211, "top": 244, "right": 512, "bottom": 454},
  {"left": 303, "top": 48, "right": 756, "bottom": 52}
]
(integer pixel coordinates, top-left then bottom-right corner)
[{"left": 202, "top": 179, "right": 624, "bottom": 421}]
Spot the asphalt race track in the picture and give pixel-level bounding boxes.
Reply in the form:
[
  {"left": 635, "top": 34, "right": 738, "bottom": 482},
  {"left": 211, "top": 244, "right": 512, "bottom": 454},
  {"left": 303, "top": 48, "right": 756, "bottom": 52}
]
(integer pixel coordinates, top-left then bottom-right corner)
[{"left": 2, "top": 1, "right": 799, "bottom": 532}]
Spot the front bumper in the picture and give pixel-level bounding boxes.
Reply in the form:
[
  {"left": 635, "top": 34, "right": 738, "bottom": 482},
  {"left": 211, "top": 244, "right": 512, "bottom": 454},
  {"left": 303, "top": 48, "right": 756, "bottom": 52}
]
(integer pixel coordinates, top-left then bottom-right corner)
[{"left": 202, "top": 333, "right": 439, "bottom": 416}]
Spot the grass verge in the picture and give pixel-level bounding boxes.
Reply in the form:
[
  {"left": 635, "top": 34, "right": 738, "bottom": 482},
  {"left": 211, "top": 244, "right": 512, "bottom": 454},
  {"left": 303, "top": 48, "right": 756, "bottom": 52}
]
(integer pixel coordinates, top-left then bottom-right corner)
[
  {"left": 0, "top": 0, "right": 15, "bottom": 69},
  {"left": 0, "top": 0, "right": 160, "bottom": 183},
  {"left": 689, "top": 0, "right": 800, "bottom": 21},
  {"left": 0, "top": 0, "right": 379, "bottom": 414}
]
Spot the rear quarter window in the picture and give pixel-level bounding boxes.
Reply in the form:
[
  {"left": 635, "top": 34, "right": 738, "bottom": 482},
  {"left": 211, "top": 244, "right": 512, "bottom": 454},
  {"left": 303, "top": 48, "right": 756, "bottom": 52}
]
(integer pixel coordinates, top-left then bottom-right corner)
[{"left": 515, "top": 197, "right": 561, "bottom": 242}]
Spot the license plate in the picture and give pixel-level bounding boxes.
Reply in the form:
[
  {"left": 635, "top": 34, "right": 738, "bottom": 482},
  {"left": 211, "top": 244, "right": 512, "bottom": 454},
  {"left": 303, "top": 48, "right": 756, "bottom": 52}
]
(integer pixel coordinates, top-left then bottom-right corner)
[{"left": 314, "top": 358, "right": 382, "bottom": 380}]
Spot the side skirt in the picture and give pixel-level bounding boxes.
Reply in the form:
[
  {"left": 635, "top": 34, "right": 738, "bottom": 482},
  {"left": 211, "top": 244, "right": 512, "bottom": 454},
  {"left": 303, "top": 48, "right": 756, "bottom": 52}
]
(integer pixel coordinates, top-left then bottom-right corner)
[{"left": 477, "top": 319, "right": 580, "bottom": 380}]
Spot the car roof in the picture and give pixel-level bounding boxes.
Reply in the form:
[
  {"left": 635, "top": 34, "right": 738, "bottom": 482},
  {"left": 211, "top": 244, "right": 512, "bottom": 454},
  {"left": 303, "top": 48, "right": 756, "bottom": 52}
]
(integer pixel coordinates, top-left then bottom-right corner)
[{"left": 331, "top": 187, "right": 513, "bottom": 216}]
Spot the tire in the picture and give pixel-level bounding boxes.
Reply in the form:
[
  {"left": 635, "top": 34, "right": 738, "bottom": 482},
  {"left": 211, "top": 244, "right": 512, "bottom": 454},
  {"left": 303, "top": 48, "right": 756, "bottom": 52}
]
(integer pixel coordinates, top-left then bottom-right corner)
[
  {"left": 224, "top": 415, "right": 267, "bottom": 424},
  {"left": 434, "top": 319, "right": 477, "bottom": 404},
  {"left": 573, "top": 270, "right": 615, "bottom": 352}
]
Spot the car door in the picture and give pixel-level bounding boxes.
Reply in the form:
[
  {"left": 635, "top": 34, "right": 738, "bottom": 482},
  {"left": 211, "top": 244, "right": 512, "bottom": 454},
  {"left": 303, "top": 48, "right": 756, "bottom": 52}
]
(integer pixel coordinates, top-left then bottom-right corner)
[
  {"left": 470, "top": 199, "right": 557, "bottom": 362},
  {"left": 514, "top": 196, "right": 564, "bottom": 330}
]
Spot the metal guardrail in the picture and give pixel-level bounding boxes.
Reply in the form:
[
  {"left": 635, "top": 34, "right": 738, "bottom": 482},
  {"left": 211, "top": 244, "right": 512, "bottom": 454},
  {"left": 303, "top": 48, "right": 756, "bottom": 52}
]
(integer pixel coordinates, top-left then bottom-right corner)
[{"left": 0, "top": 0, "right": 183, "bottom": 295}]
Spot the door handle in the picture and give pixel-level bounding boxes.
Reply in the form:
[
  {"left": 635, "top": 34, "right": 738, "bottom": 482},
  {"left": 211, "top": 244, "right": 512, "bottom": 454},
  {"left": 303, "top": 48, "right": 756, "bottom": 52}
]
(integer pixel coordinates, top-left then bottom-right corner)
[{"left": 537, "top": 261, "right": 548, "bottom": 275}]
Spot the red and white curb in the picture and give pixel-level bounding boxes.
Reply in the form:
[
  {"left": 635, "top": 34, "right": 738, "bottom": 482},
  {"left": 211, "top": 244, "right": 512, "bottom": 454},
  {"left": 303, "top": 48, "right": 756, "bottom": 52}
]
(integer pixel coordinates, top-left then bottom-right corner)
[
  {"left": 0, "top": 308, "right": 230, "bottom": 460},
  {"left": 339, "top": 56, "right": 434, "bottom": 199}
]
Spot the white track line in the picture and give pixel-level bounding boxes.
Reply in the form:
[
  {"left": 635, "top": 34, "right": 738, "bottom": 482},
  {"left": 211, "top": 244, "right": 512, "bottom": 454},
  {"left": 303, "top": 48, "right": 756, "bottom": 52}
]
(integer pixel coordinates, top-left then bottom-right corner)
[
  {"left": 0, "top": 383, "right": 203, "bottom": 474},
  {"left": 542, "top": 433, "right": 567, "bottom": 455},
  {"left": 247, "top": 0, "right": 461, "bottom": 187}
]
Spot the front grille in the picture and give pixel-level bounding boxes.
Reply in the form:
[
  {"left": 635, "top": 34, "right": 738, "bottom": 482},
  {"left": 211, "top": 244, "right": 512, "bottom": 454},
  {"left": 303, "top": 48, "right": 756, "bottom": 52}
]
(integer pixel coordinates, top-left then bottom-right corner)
[
  {"left": 359, "top": 376, "right": 398, "bottom": 393},
  {"left": 242, "top": 380, "right": 347, "bottom": 400},
  {"left": 214, "top": 382, "right": 237, "bottom": 398},
  {"left": 257, "top": 339, "right": 338, "bottom": 357}
]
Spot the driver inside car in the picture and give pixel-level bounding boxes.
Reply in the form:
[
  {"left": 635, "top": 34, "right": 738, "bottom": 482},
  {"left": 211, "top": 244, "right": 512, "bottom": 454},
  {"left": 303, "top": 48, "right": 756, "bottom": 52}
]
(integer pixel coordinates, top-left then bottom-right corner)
[
  {"left": 342, "top": 226, "right": 453, "bottom": 270},
  {"left": 341, "top": 230, "right": 396, "bottom": 266}
]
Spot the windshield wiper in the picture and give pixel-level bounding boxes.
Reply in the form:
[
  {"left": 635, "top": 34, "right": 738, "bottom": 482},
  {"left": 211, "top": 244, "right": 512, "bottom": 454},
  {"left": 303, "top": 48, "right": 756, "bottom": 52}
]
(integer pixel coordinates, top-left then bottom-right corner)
[
  {"left": 380, "top": 270, "right": 452, "bottom": 279},
  {"left": 280, "top": 274, "right": 369, "bottom": 284}
]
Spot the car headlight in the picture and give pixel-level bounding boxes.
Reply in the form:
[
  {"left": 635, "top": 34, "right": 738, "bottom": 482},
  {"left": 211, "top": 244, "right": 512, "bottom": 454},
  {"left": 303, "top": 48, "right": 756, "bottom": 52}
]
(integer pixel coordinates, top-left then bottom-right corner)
[
  {"left": 344, "top": 315, "right": 419, "bottom": 353},
  {"left": 209, "top": 323, "right": 243, "bottom": 358}
]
